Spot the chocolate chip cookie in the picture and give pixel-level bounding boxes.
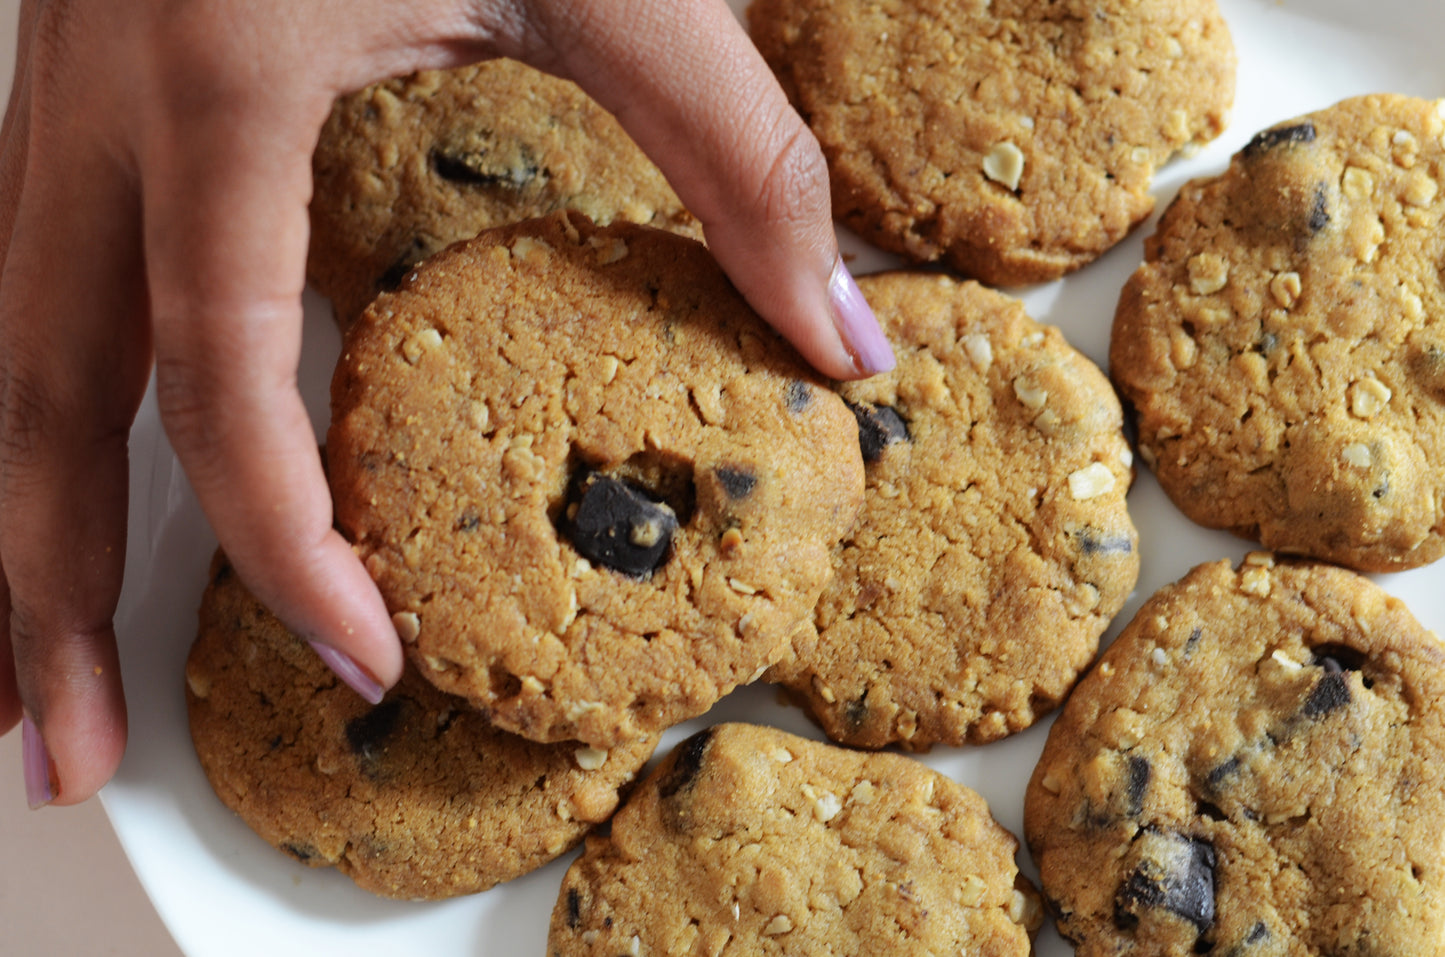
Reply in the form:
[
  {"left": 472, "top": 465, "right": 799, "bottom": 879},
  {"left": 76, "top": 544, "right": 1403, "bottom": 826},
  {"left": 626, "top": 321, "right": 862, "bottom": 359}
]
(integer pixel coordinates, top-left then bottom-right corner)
[
  {"left": 768, "top": 272, "right": 1138, "bottom": 749},
  {"left": 1025, "top": 554, "right": 1445, "bottom": 956},
  {"left": 309, "top": 60, "right": 701, "bottom": 326},
  {"left": 184, "top": 552, "right": 658, "bottom": 901},
  {"left": 1112, "top": 94, "right": 1445, "bottom": 571},
  {"left": 549, "top": 722, "right": 1042, "bottom": 956},
  {"left": 327, "top": 212, "right": 865, "bottom": 748},
  {"left": 748, "top": 0, "right": 1235, "bottom": 284}
]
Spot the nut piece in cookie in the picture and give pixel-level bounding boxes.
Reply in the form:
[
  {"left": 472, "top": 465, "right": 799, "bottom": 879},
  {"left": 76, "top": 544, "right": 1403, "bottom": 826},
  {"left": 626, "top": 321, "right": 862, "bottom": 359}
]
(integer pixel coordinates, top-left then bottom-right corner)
[
  {"left": 748, "top": 0, "right": 1236, "bottom": 284},
  {"left": 328, "top": 213, "right": 866, "bottom": 748},
  {"left": 1112, "top": 93, "right": 1445, "bottom": 571},
  {"left": 184, "top": 552, "right": 657, "bottom": 901},
  {"left": 1025, "top": 555, "right": 1445, "bottom": 955},
  {"left": 550, "top": 723, "right": 1042, "bottom": 956},
  {"left": 308, "top": 60, "right": 701, "bottom": 327},
  {"left": 769, "top": 272, "right": 1139, "bottom": 749}
]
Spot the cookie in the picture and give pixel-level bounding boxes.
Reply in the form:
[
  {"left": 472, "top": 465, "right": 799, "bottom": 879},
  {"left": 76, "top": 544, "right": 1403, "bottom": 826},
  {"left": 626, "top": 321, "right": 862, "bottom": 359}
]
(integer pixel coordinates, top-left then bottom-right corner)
[
  {"left": 747, "top": 0, "right": 1235, "bottom": 285},
  {"left": 184, "top": 551, "right": 658, "bottom": 901},
  {"left": 549, "top": 722, "right": 1042, "bottom": 956},
  {"left": 308, "top": 60, "right": 701, "bottom": 326},
  {"left": 1111, "top": 94, "right": 1445, "bottom": 571},
  {"left": 768, "top": 272, "right": 1139, "bottom": 749},
  {"left": 327, "top": 212, "right": 866, "bottom": 748},
  {"left": 1024, "top": 554, "right": 1445, "bottom": 956}
]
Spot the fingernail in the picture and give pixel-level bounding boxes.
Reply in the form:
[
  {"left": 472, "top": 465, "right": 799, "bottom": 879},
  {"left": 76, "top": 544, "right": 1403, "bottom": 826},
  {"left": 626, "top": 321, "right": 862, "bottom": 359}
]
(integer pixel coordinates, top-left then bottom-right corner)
[
  {"left": 22, "top": 714, "right": 57, "bottom": 810},
  {"left": 828, "top": 255, "right": 895, "bottom": 376},
  {"left": 308, "top": 641, "right": 386, "bottom": 705}
]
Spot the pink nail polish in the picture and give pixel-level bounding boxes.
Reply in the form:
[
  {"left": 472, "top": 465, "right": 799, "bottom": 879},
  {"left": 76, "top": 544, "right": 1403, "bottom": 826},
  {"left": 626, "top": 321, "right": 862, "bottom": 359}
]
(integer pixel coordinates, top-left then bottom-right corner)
[
  {"left": 308, "top": 641, "right": 386, "bottom": 705},
  {"left": 828, "top": 256, "right": 896, "bottom": 376},
  {"left": 22, "top": 714, "right": 56, "bottom": 809}
]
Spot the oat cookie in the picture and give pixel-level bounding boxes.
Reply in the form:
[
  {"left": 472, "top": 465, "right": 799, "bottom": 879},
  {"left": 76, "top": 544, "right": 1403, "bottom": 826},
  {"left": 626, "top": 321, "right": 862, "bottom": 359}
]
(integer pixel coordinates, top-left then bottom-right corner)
[
  {"left": 768, "top": 272, "right": 1138, "bottom": 749},
  {"left": 748, "top": 0, "right": 1235, "bottom": 285},
  {"left": 549, "top": 722, "right": 1042, "bottom": 956},
  {"left": 184, "top": 552, "right": 657, "bottom": 901},
  {"left": 1025, "top": 554, "right": 1445, "bottom": 956},
  {"left": 327, "top": 212, "right": 865, "bottom": 748},
  {"left": 308, "top": 60, "right": 701, "bottom": 326},
  {"left": 1112, "top": 94, "right": 1445, "bottom": 571}
]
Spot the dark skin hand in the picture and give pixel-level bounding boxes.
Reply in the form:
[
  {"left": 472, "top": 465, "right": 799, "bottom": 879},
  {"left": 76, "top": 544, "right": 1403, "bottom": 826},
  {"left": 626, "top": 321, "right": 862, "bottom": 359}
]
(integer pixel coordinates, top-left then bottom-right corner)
[{"left": 0, "top": 0, "right": 893, "bottom": 807}]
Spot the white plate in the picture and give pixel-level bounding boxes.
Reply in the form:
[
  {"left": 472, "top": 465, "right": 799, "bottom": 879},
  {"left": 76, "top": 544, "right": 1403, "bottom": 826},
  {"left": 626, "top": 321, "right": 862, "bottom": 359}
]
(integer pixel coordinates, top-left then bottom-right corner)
[{"left": 8, "top": 0, "right": 1434, "bottom": 954}]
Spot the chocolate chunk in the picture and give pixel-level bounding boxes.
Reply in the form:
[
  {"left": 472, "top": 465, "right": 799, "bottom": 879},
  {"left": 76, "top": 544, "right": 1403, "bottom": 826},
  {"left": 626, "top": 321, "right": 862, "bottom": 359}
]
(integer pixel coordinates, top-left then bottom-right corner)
[
  {"left": 844, "top": 399, "right": 910, "bottom": 463},
  {"left": 1126, "top": 755, "right": 1151, "bottom": 816},
  {"left": 715, "top": 466, "right": 757, "bottom": 501},
  {"left": 566, "top": 888, "right": 584, "bottom": 929},
  {"left": 785, "top": 380, "right": 814, "bottom": 415},
  {"left": 1241, "top": 121, "right": 1317, "bottom": 158},
  {"left": 1308, "top": 182, "right": 1331, "bottom": 233},
  {"left": 659, "top": 728, "right": 714, "bottom": 799},
  {"left": 376, "top": 236, "right": 431, "bottom": 293},
  {"left": 1077, "top": 527, "right": 1135, "bottom": 555},
  {"left": 1115, "top": 830, "right": 1217, "bottom": 934},
  {"left": 1301, "top": 671, "right": 1351, "bottom": 718},
  {"left": 1206, "top": 755, "right": 1241, "bottom": 792},
  {"left": 844, "top": 694, "right": 869, "bottom": 729},
  {"left": 345, "top": 698, "right": 404, "bottom": 764},
  {"left": 430, "top": 136, "right": 542, "bottom": 190},
  {"left": 563, "top": 471, "right": 678, "bottom": 578}
]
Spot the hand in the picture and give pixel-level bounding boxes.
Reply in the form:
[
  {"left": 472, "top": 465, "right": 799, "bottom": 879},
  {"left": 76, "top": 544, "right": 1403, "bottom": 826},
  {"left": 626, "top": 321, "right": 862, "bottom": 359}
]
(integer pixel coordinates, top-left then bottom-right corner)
[{"left": 0, "top": 0, "right": 893, "bottom": 807}]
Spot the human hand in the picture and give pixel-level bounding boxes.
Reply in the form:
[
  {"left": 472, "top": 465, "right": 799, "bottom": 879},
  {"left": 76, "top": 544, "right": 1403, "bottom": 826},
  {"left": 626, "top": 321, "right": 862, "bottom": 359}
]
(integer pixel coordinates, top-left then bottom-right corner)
[{"left": 0, "top": 0, "right": 893, "bottom": 807}]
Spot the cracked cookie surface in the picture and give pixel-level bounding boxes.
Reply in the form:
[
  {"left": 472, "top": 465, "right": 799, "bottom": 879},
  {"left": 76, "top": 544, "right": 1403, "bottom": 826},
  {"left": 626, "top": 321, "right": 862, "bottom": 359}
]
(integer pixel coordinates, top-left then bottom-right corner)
[
  {"left": 747, "top": 0, "right": 1235, "bottom": 284},
  {"left": 184, "top": 551, "right": 657, "bottom": 901},
  {"left": 308, "top": 60, "right": 701, "bottom": 327},
  {"left": 549, "top": 722, "right": 1041, "bottom": 957},
  {"left": 1025, "top": 555, "right": 1445, "bottom": 956},
  {"left": 1112, "top": 94, "right": 1445, "bottom": 571},
  {"left": 768, "top": 272, "right": 1138, "bottom": 749},
  {"left": 327, "top": 213, "right": 865, "bottom": 748}
]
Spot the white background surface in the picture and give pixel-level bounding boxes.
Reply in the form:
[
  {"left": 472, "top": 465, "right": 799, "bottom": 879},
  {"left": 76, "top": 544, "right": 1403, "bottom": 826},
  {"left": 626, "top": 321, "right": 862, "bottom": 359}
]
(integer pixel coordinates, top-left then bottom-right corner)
[{"left": 1, "top": 1, "right": 1443, "bottom": 956}]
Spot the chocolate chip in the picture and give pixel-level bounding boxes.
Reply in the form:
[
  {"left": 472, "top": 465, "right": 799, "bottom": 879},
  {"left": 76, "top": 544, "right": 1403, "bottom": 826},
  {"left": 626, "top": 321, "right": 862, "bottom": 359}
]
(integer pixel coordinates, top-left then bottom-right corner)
[
  {"left": 844, "top": 399, "right": 910, "bottom": 463},
  {"left": 1126, "top": 755, "right": 1151, "bottom": 816},
  {"left": 785, "top": 380, "right": 814, "bottom": 415},
  {"left": 844, "top": 694, "right": 869, "bottom": 730},
  {"left": 715, "top": 466, "right": 757, "bottom": 501},
  {"left": 659, "top": 727, "right": 714, "bottom": 799},
  {"left": 563, "top": 470, "right": 678, "bottom": 578},
  {"left": 1115, "top": 830, "right": 1217, "bottom": 935},
  {"left": 456, "top": 508, "right": 481, "bottom": 532},
  {"left": 345, "top": 698, "right": 404, "bottom": 765},
  {"left": 281, "top": 842, "right": 317, "bottom": 863},
  {"left": 1077, "top": 527, "right": 1135, "bottom": 555},
  {"left": 1241, "top": 121, "right": 1317, "bottom": 158},
  {"left": 1301, "top": 671, "right": 1351, "bottom": 719}
]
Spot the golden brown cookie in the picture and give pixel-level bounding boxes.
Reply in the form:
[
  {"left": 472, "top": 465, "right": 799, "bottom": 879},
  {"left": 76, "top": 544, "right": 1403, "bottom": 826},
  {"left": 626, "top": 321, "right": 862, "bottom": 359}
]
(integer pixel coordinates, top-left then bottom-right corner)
[
  {"left": 1025, "top": 554, "right": 1445, "bottom": 956},
  {"left": 768, "top": 272, "right": 1138, "bottom": 749},
  {"left": 549, "top": 722, "right": 1042, "bottom": 956},
  {"left": 1112, "top": 94, "right": 1445, "bottom": 571},
  {"left": 184, "top": 551, "right": 658, "bottom": 901},
  {"left": 748, "top": 0, "right": 1235, "bottom": 284},
  {"left": 327, "top": 212, "right": 865, "bottom": 748},
  {"left": 308, "top": 60, "right": 701, "bottom": 326}
]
